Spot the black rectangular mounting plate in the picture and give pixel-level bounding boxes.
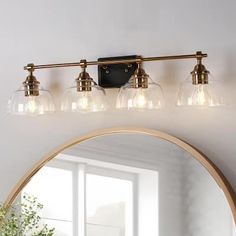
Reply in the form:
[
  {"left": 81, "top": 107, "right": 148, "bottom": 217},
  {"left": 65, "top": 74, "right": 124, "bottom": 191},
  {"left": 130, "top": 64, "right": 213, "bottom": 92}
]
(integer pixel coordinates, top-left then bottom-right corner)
[{"left": 98, "top": 55, "right": 138, "bottom": 88}]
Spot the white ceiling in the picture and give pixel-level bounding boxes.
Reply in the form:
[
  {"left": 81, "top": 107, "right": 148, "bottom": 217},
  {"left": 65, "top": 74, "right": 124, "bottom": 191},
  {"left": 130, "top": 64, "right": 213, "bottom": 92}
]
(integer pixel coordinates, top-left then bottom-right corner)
[{"left": 63, "top": 133, "right": 192, "bottom": 168}]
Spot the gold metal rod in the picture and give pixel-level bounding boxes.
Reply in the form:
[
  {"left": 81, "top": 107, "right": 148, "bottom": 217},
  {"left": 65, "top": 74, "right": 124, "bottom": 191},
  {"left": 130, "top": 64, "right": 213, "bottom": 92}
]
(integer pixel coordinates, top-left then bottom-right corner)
[
  {"left": 142, "top": 53, "right": 207, "bottom": 62},
  {"left": 24, "top": 62, "right": 83, "bottom": 70},
  {"left": 87, "top": 58, "right": 142, "bottom": 66},
  {"left": 24, "top": 52, "right": 207, "bottom": 70}
]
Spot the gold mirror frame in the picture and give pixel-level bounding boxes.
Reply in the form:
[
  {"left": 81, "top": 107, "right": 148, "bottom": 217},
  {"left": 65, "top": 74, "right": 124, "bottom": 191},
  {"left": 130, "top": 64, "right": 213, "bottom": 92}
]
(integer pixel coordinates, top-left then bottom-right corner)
[{"left": 4, "top": 127, "right": 236, "bottom": 224}]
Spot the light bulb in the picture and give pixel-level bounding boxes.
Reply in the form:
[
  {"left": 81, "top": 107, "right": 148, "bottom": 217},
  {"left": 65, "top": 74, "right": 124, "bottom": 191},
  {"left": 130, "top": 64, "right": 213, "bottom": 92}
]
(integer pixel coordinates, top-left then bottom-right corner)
[
  {"left": 27, "top": 96, "right": 39, "bottom": 113},
  {"left": 21, "top": 96, "right": 44, "bottom": 114},
  {"left": 71, "top": 92, "right": 90, "bottom": 111},
  {"left": 14, "top": 96, "right": 45, "bottom": 115},
  {"left": 128, "top": 88, "right": 148, "bottom": 109},
  {"left": 66, "top": 90, "right": 106, "bottom": 113},
  {"left": 188, "top": 84, "right": 213, "bottom": 106},
  {"left": 78, "top": 95, "right": 89, "bottom": 110}
]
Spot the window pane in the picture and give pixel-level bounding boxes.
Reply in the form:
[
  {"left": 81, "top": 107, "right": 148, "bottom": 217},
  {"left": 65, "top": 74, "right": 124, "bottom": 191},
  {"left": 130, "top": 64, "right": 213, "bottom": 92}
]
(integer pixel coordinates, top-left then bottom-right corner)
[
  {"left": 22, "top": 166, "right": 73, "bottom": 221},
  {"left": 86, "top": 174, "right": 133, "bottom": 236},
  {"left": 87, "top": 223, "right": 122, "bottom": 236}
]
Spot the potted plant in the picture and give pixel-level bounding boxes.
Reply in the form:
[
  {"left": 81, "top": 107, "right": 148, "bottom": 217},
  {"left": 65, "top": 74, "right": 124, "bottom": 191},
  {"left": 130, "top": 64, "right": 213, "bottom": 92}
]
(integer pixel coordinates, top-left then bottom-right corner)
[{"left": 0, "top": 194, "right": 54, "bottom": 236}]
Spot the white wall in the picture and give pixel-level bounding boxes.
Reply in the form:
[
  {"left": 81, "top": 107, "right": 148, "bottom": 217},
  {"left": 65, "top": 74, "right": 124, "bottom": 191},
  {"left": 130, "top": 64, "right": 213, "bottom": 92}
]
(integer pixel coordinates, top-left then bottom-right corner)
[{"left": 0, "top": 0, "right": 236, "bottom": 207}]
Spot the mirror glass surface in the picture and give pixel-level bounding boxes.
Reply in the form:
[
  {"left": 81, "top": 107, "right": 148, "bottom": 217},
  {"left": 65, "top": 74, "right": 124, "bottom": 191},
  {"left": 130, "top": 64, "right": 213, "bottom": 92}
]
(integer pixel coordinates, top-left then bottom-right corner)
[{"left": 19, "top": 133, "right": 235, "bottom": 236}]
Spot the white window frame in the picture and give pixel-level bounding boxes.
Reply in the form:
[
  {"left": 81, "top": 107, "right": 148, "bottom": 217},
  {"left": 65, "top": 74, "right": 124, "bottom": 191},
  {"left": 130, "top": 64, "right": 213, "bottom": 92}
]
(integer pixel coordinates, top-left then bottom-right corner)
[{"left": 42, "top": 157, "right": 137, "bottom": 236}]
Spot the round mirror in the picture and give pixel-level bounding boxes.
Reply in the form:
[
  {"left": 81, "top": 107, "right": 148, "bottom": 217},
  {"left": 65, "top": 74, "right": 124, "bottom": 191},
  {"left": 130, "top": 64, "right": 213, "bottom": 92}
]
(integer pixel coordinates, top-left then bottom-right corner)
[{"left": 5, "top": 129, "right": 236, "bottom": 236}]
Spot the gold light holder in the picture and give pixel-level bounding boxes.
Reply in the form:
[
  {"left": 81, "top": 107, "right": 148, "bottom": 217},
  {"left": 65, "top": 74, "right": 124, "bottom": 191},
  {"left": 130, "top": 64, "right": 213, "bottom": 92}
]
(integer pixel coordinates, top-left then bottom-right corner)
[
  {"left": 191, "top": 51, "right": 209, "bottom": 85},
  {"left": 130, "top": 62, "right": 149, "bottom": 88},
  {"left": 76, "top": 60, "right": 93, "bottom": 92},
  {"left": 61, "top": 59, "right": 107, "bottom": 112},
  {"left": 23, "top": 64, "right": 40, "bottom": 96}
]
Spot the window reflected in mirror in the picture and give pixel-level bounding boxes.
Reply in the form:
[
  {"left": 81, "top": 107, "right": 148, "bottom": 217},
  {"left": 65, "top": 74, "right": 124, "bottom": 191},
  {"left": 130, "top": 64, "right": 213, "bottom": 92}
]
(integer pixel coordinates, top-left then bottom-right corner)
[{"left": 22, "top": 155, "right": 158, "bottom": 236}]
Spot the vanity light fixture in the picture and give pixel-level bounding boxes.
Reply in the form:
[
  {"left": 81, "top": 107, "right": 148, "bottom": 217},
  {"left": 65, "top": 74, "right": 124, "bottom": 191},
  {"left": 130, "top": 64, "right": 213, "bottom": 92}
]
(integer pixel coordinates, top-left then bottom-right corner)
[
  {"left": 176, "top": 51, "right": 224, "bottom": 106},
  {"left": 61, "top": 60, "right": 107, "bottom": 113},
  {"left": 8, "top": 51, "right": 223, "bottom": 115},
  {"left": 116, "top": 58, "right": 164, "bottom": 110},
  {"left": 8, "top": 64, "right": 55, "bottom": 115}
]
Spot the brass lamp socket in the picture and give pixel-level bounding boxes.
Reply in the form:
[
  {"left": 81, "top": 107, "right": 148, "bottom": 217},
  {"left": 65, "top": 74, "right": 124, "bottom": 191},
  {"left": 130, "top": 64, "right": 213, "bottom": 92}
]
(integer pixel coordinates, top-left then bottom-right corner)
[
  {"left": 191, "top": 63, "right": 209, "bottom": 85},
  {"left": 130, "top": 67, "right": 149, "bottom": 88},
  {"left": 23, "top": 74, "right": 40, "bottom": 96},
  {"left": 76, "top": 71, "right": 93, "bottom": 92}
]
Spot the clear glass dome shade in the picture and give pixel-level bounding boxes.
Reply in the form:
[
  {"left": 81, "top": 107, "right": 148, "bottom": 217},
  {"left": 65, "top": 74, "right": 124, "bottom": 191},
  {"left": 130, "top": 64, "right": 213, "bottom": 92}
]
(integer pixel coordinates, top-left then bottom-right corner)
[
  {"left": 8, "top": 86, "right": 55, "bottom": 115},
  {"left": 116, "top": 76, "right": 164, "bottom": 110},
  {"left": 177, "top": 75, "right": 225, "bottom": 107},
  {"left": 61, "top": 82, "right": 107, "bottom": 113}
]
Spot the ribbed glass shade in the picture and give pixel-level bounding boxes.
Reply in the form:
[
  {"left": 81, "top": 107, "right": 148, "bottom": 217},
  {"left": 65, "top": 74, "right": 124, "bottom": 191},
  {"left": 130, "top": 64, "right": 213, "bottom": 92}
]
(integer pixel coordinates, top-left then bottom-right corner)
[
  {"left": 8, "top": 86, "right": 55, "bottom": 115},
  {"left": 116, "top": 76, "right": 164, "bottom": 110},
  {"left": 61, "top": 82, "right": 107, "bottom": 113},
  {"left": 177, "top": 75, "right": 224, "bottom": 107}
]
